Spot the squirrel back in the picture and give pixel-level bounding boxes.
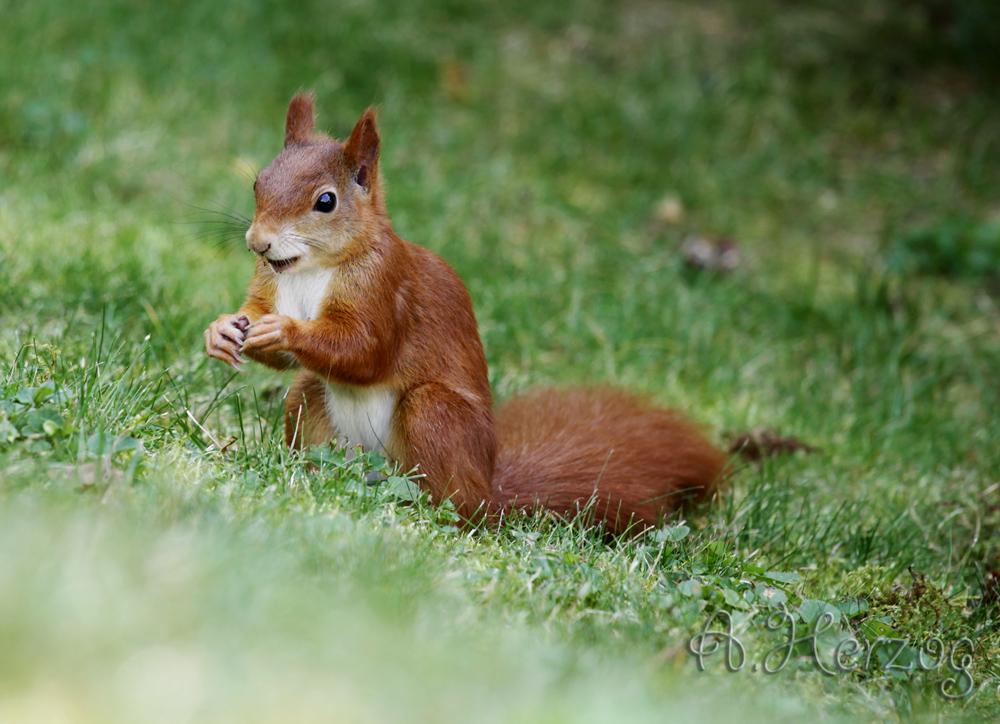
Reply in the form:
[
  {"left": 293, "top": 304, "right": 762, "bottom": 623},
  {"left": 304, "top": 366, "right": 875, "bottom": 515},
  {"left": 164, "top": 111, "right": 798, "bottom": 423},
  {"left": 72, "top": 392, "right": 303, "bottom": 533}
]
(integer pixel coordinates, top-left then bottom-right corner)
[{"left": 205, "top": 93, "right": 726, "bottom": 534}]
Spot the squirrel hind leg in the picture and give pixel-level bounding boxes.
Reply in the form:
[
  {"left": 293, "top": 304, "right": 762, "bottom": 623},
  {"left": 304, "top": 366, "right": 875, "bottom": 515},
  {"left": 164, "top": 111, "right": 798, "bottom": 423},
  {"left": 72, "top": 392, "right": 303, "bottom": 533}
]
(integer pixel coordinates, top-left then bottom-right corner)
[
  {"left": 285, "top": 371, "right": 339, "bottom": 449},
  {"left": 391, "top": 382, "right": 498, "bottom": 522}
]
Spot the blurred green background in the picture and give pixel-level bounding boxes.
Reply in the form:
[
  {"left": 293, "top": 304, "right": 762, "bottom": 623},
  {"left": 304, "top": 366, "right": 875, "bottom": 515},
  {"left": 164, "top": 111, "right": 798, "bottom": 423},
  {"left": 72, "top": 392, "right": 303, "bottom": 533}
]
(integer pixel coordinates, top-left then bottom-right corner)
[{"left": 2, "top": 0, "right": 999, "bottom": 721}]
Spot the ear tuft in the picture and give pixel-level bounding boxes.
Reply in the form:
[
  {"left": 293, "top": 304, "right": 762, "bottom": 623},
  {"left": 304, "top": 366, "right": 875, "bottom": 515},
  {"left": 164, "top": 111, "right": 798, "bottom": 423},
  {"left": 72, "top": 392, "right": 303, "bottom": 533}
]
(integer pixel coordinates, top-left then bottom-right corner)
[
  {"left": 285, "top": 92, "right": 316, "bottom": 147},
  {"left": 343, "top": 107, "right": 380, "bottom": 189}
]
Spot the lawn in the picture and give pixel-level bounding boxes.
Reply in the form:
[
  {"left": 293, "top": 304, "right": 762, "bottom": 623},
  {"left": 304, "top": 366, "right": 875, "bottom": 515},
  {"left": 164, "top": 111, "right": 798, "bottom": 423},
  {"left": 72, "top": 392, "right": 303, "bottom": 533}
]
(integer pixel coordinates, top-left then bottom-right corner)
[{"left": 2, "top": 0, "right": 999, "bottom": 721}]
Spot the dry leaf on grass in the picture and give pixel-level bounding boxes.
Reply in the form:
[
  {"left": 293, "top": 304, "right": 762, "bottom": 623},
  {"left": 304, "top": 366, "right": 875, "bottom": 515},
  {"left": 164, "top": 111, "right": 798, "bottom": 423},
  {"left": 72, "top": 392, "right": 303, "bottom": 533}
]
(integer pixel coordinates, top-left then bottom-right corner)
[
  {"left": 682, "top": 235, "right": 741, "bottom": 272},
  {"left": 653, "top": 194, "right": 684, "bottom": 225}
]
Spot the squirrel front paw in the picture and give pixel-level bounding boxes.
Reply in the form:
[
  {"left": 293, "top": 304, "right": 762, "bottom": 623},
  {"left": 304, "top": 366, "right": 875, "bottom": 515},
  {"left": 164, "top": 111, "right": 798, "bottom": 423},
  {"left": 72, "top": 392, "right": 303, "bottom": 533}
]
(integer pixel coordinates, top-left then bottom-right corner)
[
  {"left": 243, "top": 314, "right": 296, "bottom": 354},
  {"left": 205, "top": 313, "right": 250, "bottom": 371}
]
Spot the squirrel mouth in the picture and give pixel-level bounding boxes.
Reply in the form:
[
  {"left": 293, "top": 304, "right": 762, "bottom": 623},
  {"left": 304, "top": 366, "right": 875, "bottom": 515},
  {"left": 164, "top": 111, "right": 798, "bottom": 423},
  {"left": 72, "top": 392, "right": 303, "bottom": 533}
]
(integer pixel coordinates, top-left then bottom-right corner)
[{"left": 268, "top": 256, "right": 300, "bottom": 273}]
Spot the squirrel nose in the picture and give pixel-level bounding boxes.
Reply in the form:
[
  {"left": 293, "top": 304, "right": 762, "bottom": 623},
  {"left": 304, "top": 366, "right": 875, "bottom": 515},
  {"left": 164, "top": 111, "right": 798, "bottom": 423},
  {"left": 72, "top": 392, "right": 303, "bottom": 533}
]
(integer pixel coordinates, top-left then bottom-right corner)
[{"left": 245, "top": 227, "right": 271, "bottom": 255}]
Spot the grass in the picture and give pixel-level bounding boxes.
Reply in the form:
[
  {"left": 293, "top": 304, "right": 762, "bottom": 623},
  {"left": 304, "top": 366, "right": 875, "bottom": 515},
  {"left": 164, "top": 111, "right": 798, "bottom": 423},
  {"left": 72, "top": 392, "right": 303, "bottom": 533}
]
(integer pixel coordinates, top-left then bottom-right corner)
[{"left": 2, "top": 0, "right": 1000, "bottom": 721}]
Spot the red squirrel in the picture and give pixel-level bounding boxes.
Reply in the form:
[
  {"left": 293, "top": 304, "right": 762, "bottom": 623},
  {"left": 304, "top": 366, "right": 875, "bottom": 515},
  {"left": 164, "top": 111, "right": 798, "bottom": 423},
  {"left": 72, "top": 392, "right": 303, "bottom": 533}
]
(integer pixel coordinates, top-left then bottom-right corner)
[{"left": 205, "top": 93, "right": 726, "bottom": 534}]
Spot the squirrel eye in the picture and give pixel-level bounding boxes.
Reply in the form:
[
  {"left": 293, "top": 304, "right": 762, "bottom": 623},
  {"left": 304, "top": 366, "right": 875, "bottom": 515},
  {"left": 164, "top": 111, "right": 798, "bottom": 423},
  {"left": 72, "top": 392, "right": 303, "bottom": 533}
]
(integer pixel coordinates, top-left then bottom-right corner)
[{"left": 313, "top": 191, "right": 337, "bottom": 213}]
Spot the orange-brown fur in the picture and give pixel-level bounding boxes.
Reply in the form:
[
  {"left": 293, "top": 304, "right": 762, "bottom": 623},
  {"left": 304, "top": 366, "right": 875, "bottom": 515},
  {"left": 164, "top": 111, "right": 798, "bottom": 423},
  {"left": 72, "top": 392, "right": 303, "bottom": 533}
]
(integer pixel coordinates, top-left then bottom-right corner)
[
  {"left": 205, "top": 93, "right": 726, "bottom": 534},
  {"left": 494, "top": 388, "right": 725, "bottom": 531}
]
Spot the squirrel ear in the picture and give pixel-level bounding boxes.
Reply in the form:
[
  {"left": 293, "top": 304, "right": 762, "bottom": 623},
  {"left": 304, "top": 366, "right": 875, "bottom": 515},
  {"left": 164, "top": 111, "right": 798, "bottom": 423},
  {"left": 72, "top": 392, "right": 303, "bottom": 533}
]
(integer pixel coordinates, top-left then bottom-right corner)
[
  {"left": 343, "top": 107, "right": 380, "bottom": 189},
  {"left": 285, "top": 92, "right": 316, "bottom": 147}
]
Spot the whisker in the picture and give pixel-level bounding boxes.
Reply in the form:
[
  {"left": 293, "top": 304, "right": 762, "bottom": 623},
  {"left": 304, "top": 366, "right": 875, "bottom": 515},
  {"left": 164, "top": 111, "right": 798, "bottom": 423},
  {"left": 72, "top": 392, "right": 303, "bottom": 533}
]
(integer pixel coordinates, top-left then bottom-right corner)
[
  {"left": 175, "top": 216, "right": 249, "bottom": 248},
  {"left": 287, "top": 233, "right": 324, "bottom": 249},
  {"left": 175, "top": 221, "right": 247, "bottom": 237},
  {"left": 171, "top": 194, "right": 255, "bottom": 263},
  {"left": 188, "top": 231, "right": 248, "bottom": 250},
  {"left": 183, "top": 227, "right": 247, "bottom": 239},
  {"left": 207, "top": 199, "right": 254, "bottom": 225},
  {"left": 180, "top": 201, "right": 252, "bottom": 227},
  {"left": 177, "top": 219, "right": 248, "bottom": 229},
  {"left": 174, "top": 199, "right": 252, "bottom": 250},
  {"left": 190, "top": 229, "right": 246, "bottom": 243},
  {"left": 233, "top": 156, "right": 260, "bottom": 189}
]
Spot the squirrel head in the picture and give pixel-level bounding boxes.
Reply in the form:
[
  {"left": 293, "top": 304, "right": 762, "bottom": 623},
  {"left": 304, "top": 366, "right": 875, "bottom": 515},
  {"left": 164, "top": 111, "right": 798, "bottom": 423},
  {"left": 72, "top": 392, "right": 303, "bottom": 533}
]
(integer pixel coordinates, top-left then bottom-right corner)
[{"left": 245, "top": 93, "right": 387, "bottom": 274}]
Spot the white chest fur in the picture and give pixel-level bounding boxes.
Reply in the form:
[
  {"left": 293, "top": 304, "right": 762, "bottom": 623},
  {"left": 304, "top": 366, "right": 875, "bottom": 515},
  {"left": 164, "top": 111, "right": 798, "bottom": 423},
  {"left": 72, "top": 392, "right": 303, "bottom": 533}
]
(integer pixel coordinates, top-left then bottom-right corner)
[
  {"left": 273, "top": 267, "right": 395, "bottom": 454},
  {"left": 324, "top": 382, "right": 398, "bottom": 455},
  {"left": 274, "top": 268, "right": 335, "bottom": 321}
]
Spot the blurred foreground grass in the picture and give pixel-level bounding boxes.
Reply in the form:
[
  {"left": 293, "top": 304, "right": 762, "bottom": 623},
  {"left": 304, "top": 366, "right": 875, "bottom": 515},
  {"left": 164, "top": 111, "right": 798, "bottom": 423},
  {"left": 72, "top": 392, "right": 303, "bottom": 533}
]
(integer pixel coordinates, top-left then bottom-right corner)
[{"left": 2, "top": 0, "right": 999, "bottom": 721}]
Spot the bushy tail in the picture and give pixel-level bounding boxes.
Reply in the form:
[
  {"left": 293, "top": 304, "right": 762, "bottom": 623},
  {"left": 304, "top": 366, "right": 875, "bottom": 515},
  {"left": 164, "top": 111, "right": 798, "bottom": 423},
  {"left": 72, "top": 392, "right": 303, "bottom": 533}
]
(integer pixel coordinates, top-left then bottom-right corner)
[{"left": 491, "top": 387, "right": 726, "bottom": 535}]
